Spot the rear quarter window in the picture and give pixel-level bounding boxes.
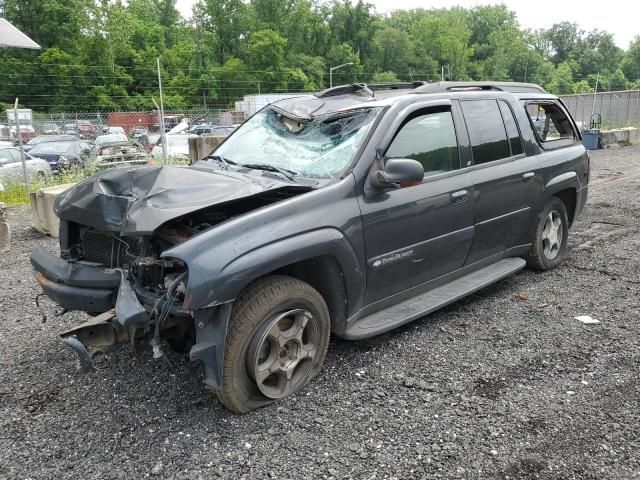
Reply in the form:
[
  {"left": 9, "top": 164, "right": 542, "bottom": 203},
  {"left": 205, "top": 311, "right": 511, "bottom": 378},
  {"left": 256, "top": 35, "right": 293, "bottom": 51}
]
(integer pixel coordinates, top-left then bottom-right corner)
[{"left": 523, "top": 101, "right": 577, "bottom": 150}]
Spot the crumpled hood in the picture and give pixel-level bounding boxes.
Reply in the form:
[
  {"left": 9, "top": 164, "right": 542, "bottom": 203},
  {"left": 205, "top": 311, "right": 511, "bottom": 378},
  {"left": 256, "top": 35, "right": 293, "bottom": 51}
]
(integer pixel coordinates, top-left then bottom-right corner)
[{"left": 54, "top": 164, "right": 297, "bottom": 235}]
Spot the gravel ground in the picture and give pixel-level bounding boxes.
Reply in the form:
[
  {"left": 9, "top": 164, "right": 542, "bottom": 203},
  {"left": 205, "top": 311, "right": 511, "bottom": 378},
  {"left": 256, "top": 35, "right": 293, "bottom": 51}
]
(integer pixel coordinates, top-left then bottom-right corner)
[{"left": 1, "top": 146, "right": 640, "bottom": 480}]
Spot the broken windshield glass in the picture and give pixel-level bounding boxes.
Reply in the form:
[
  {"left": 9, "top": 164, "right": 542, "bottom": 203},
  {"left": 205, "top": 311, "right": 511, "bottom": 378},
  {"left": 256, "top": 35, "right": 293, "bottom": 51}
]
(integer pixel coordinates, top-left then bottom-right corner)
[{"left": 212, "top": 106, "right": 382, "bottom": 179}]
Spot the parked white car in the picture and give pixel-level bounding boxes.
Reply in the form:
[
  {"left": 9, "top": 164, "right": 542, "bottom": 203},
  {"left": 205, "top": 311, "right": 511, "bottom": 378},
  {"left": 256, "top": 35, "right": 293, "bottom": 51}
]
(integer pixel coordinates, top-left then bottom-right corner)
[
  {"left": 0, "top": 147, "right": 52, "bottom": 184},
  {"left": 151, "top": 134, "right": 197, "bottom": 163}
]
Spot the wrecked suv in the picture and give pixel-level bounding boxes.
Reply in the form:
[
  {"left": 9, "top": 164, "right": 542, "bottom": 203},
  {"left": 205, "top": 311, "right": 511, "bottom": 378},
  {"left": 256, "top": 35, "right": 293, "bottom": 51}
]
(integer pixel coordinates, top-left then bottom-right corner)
[{"left": 32, "top": 81, "right": 589, "bottom": 413}]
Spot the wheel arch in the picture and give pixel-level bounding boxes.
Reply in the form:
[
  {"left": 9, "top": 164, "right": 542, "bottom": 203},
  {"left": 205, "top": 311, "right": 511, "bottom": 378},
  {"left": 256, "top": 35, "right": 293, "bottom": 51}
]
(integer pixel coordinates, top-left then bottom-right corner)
[
  {"left": 544, "top": 171, "right": 580, "bottom": 226},
  {"left": 181, "top": 228, "right": 365, "bottom": 317}
]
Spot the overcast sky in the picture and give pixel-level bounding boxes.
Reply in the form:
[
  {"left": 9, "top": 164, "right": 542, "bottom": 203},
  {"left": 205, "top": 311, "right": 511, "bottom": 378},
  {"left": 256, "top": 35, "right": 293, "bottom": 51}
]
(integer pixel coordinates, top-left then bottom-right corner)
[{"left": 175, "top": 0, "right": 638, "bottom": 49}]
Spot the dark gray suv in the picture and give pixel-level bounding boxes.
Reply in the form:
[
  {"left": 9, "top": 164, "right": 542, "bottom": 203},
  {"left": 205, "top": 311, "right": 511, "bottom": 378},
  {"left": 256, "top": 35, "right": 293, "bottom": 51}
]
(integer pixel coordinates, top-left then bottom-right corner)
[{"left": 31, "top": 81, "right": 589, "bottom": 412}]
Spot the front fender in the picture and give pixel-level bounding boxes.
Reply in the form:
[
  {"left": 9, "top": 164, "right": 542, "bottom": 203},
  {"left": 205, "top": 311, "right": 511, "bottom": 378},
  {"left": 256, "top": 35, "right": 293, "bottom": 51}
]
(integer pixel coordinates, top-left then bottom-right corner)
[{"left": 175, "top": 228, "right": 364, "bottom": 311}]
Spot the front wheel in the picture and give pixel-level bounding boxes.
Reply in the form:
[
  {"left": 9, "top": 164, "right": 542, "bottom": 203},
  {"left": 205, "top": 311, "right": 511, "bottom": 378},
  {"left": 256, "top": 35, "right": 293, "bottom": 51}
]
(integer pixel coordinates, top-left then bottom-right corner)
[
  {"left": 212, "top": 275, "right": 331, "bottom": 413},
  {"left": 526, "top": 196, "right": 569, "bottom": 271}
]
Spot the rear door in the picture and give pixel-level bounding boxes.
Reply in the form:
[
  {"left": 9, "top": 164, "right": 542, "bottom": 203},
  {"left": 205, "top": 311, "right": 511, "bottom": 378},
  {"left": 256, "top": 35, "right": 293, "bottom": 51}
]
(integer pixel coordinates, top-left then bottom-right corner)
[
  {"left": 460, "top": 98, "right": 541, "bottom": 264},
  {"left": 358, "top": 104, "right": 476, "bottom": 304}
]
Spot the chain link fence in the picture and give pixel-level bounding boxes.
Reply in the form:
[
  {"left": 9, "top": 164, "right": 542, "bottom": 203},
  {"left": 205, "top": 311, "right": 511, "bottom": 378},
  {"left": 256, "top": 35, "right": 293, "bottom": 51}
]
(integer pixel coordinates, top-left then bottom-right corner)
[
  {"left": 0, "top": 108, "right": 243, "bottom": 205},
  {"left": 560, "top": 89, "right": 640, "bottom": 129},
  {"left": 3, "top": 90, "right": 640, "bottom": 206}
]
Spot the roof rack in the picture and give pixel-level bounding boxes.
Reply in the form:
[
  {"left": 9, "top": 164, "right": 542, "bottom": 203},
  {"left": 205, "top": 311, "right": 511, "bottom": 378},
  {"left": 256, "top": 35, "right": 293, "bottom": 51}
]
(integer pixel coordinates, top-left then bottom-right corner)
[
  {"left": 316, "top": 81, "right": 428, "bottom": 98},
  {"left": 415, "top": 81, "right": 546, "bottom": 94}
]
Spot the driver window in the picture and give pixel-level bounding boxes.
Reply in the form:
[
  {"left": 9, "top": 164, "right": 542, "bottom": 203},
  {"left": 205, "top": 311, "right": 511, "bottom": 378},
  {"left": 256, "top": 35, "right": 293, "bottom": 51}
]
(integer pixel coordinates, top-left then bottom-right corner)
[{"left": 385, "top": 109, "right": 459, "bottom": 177}]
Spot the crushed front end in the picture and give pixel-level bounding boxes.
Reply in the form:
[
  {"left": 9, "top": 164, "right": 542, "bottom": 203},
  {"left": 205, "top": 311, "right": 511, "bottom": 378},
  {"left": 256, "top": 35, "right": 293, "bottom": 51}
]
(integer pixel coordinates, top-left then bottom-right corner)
[
  {"left": 31, "top": 219, "right": 195, "bottom": 368},
  {"left": 30, "top": 164, "right": 310, "bottom": 387}
]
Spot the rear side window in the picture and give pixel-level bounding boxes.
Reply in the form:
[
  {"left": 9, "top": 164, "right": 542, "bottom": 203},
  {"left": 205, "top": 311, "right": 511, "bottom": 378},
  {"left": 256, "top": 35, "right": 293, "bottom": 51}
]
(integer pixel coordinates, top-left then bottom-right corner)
[
  {"left": 461, "top": 100, "right": 510, "bottom": 165},
  {"left": 498, "top": 101, "right": 524, "bottom": 156},
  {"left": 523, "top": 101, "right": 576, "bottom": 149},
  {"left": 385, "top": 109, "right": 459, "bottom": 177}
]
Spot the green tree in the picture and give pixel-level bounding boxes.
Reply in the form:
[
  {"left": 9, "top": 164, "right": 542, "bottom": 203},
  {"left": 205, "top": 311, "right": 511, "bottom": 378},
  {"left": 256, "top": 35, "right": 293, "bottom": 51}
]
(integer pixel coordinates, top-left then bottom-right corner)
[
  {"left": 546, "top": 62, "right": 575, "bottom": 94},
  {"left": 621, "top": 37, "right": 640, "bottom": 82},
  {"left": 371, "top": 27, "right": 411, "bottom": 75},
  {"left": 411, "top": 9, "right": 473, "bottom": 80},
  {"left": 371, "top": 71, "right": 399, "bottom": 82}
]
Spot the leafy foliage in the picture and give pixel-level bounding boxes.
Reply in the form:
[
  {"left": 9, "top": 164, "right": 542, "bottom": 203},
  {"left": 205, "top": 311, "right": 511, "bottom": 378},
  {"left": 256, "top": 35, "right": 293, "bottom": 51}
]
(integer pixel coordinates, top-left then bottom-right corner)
[{"left": 0, "top": 0, "right": 639, "bottom": 111}]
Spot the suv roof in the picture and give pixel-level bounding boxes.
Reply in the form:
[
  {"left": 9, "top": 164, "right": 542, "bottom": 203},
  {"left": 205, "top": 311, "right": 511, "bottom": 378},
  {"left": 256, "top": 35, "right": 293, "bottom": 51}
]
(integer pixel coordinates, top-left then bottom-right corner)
[{"left": 273, "top": 81, "right": 549, "bottom": 120}]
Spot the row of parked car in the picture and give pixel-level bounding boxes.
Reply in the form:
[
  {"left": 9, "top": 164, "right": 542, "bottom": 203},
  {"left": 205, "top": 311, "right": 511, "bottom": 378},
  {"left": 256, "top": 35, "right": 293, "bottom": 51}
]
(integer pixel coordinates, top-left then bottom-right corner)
[{"left": 0, "top": 123, "right": 237, "bottom": 190}]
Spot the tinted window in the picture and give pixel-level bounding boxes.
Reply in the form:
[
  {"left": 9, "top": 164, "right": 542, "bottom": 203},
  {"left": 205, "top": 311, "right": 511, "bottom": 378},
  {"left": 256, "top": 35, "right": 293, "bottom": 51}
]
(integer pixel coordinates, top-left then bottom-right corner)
[
  {"left": 524, "top": 101, "right": 576, "bottom": 149},
  {"left": 498, "top": 101, "right": 524, "bottom": 156},
  {"left": 461, "top": 100, "right": 510, "bottom": 164},
  {"left": 385, "top": 110, "right": 459, "bottom": 177},
  {"left": 30, "top": 141, "right": 74, "bottom": 155}
]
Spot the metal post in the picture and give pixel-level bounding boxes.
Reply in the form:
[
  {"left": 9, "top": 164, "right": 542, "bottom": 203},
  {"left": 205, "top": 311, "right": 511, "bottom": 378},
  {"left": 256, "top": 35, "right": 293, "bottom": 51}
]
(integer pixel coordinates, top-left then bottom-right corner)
[
  {"left": 590, "top": 73, "right": 599, "bottom": 126},
  {"left": 13, "top": 98, "right": 30, "bottom": 194},
  {"left": 156, "top": 58, "right": 167, "bottom": 165}
]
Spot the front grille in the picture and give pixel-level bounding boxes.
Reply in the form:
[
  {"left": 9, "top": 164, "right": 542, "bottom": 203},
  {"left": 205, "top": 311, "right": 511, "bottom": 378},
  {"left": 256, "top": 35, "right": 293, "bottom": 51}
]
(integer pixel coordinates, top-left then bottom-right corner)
[{"left": 81, "top": 230, "right": 142, "bottom": 268}]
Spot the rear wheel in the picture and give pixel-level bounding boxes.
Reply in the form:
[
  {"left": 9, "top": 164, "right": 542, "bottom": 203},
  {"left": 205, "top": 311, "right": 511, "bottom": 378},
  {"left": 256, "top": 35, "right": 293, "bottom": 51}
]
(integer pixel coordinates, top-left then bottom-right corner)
[
  {"left": 526, "top": 196, "right": 569, "bottom": 270},
  {"left": 212, "top": 275, "right": 330, "bottom": 413}
]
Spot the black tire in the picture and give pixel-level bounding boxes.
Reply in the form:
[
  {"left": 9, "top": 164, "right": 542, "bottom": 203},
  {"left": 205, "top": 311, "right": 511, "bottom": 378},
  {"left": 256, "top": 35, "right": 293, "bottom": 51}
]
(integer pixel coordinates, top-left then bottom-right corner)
[
  {"left": 526, "top": 196, "right": 569, "bottom": 271},
  {"left": 212, "top": 275, "right": 331, "bottom": 413}
]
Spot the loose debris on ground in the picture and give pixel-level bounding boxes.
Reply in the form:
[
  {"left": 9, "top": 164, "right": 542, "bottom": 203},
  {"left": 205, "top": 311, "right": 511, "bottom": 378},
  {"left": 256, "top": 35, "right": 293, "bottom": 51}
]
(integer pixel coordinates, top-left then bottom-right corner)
[{"left": 1, "top": 146, "right": 639, "bottom": 479}]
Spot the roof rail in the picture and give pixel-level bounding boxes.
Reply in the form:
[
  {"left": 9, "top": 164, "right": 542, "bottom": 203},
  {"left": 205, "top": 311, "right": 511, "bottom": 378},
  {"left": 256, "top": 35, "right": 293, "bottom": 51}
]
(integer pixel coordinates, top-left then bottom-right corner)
[
  {"left": 316, "top": 81, "right": 428, "bottom": 98},
  {"left": 415, "top": 81, "right": 546, "bottom": 94}
]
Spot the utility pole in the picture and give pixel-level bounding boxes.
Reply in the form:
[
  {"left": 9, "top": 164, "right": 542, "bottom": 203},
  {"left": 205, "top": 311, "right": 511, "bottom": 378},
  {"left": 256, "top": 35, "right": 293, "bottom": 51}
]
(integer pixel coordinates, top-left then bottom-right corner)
[
  {"left": 156, "top": 58, "right": 168, "bottom": 166},
  {"left": 329, "top": 62, "right": 353, "bottom": 88},
  {"left": 13, "top": 98, "right": 30, "bottom": 194},
  {"left": 590, "top": 72, "right": 600, "bottom": 126}
]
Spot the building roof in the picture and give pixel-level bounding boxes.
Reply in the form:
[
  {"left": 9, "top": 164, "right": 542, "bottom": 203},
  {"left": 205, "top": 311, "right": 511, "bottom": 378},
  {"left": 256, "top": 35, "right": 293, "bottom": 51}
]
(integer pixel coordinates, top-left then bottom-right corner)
[{"left": 0, "top": 18, "right": 40, "bottom": 49}]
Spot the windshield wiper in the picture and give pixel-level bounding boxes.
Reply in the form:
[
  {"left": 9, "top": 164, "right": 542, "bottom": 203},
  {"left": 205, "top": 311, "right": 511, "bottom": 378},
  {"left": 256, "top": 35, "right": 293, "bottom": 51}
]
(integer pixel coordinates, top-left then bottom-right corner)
[
  {"left": 208, "top": 154, "right": 237, "bottom": 168},
  {"left": 239, "top": 163, "right": 297, "bottom": 182}
]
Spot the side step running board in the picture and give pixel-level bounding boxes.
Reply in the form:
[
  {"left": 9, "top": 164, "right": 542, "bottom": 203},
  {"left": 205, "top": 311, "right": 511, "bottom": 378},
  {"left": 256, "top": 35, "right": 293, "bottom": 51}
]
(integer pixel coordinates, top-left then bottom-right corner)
[{"left": 343, "top": 257, "right": 526, "bottom": 340}]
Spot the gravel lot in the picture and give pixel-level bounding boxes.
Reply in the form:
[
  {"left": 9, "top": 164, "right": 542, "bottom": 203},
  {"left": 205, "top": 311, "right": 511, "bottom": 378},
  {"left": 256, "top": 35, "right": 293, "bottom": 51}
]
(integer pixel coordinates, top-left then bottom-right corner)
[{"left": 1, "top": 146, "right": 640, "bottom": 480}]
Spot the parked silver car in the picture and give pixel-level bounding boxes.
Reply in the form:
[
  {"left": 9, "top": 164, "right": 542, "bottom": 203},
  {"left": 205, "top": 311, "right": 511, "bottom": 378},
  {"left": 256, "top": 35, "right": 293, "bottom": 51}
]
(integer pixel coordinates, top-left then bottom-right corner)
[{"left": 0, "top": 147, "right": 52, "bottom": 184}]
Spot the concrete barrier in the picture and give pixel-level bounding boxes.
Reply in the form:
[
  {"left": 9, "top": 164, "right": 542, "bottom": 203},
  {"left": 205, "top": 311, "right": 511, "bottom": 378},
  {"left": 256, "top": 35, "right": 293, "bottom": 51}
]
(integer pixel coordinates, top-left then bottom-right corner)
[
  {"left": 601, "top": 127, "right": 639, "bottom": 148},
  {"left": 188, "top": 134, "right": 228, "bottom": 163},
  {"left": 0, "top": 202, "right": 9, "bottom": 253},
  {"left": 30, "top": 183, "right": 76, "bottom": 237}
]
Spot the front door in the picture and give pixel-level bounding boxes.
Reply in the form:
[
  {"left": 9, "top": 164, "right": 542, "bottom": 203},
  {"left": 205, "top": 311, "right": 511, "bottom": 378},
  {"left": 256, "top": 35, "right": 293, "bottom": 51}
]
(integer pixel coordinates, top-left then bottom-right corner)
[{"left": 358, "top": 106, "right": 475, "bottom": 304}]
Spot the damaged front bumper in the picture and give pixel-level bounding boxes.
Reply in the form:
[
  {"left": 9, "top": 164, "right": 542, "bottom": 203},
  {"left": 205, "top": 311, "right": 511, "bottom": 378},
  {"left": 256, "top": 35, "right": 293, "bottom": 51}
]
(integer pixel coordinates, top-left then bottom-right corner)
[
  {"left": 31, "top": 247, "right": 120, "bottom": 313},
  {"left": 31, "top": 247, "right": 231, "bottom": 387}
]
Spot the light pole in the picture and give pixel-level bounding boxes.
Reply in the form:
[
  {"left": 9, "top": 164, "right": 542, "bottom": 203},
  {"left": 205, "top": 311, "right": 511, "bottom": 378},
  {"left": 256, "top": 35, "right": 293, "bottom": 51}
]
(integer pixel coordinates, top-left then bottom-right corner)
[{"left": 329, "top": 62, "right": 353, "bottom": 88}]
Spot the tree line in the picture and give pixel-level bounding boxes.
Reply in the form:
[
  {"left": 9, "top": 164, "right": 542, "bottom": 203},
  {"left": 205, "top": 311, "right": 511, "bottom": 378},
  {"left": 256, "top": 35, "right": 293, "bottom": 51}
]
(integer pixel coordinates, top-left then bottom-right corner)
[{"left": 1, "top": 0, "right": 639, "bottom": 112}]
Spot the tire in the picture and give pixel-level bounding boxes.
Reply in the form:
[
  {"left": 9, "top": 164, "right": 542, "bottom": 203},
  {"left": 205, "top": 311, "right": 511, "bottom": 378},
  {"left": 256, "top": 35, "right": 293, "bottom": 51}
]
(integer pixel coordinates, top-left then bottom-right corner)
[
  {"left": 526, "top": 196, "right": 569, "bottom": 271},
  {"left": 212, "top": 275, "right": 331, "bottom": 413}
]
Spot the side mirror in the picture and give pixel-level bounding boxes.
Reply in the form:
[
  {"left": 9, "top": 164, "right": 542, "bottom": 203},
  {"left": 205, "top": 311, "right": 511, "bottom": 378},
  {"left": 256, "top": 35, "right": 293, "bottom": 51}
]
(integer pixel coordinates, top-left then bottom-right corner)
[{"left": 369, "top": 158, "right": 424, "bottom": 189}]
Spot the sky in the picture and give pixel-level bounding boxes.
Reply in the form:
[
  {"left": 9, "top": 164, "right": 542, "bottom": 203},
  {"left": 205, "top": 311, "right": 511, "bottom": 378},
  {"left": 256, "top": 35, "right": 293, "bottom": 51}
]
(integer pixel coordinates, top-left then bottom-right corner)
[{"left": 175, "top": 0, "right": 638, "bottom": 49}]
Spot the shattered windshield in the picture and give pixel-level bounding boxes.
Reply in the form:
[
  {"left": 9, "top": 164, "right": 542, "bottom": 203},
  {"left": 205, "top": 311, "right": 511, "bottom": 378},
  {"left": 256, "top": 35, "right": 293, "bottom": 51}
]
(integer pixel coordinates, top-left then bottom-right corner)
[{"left": 213, "top": 106, "right": 382, "bottom": 178}]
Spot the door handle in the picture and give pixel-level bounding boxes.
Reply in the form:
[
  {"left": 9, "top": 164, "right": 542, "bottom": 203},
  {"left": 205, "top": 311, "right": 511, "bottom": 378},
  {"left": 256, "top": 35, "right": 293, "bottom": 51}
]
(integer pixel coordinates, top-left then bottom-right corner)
[
  {"left": 450, "top": 190, "right": 469, "bottom": 203},
  {"left": 522, "top": 172, "right": 535, "bottom": 183}
]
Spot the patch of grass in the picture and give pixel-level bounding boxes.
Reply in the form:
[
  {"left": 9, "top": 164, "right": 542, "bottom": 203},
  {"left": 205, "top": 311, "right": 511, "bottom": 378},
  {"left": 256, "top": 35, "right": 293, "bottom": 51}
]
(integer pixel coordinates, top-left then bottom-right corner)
[{"left": 0, "top": 164, "right": 99, "bottom": 206}]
